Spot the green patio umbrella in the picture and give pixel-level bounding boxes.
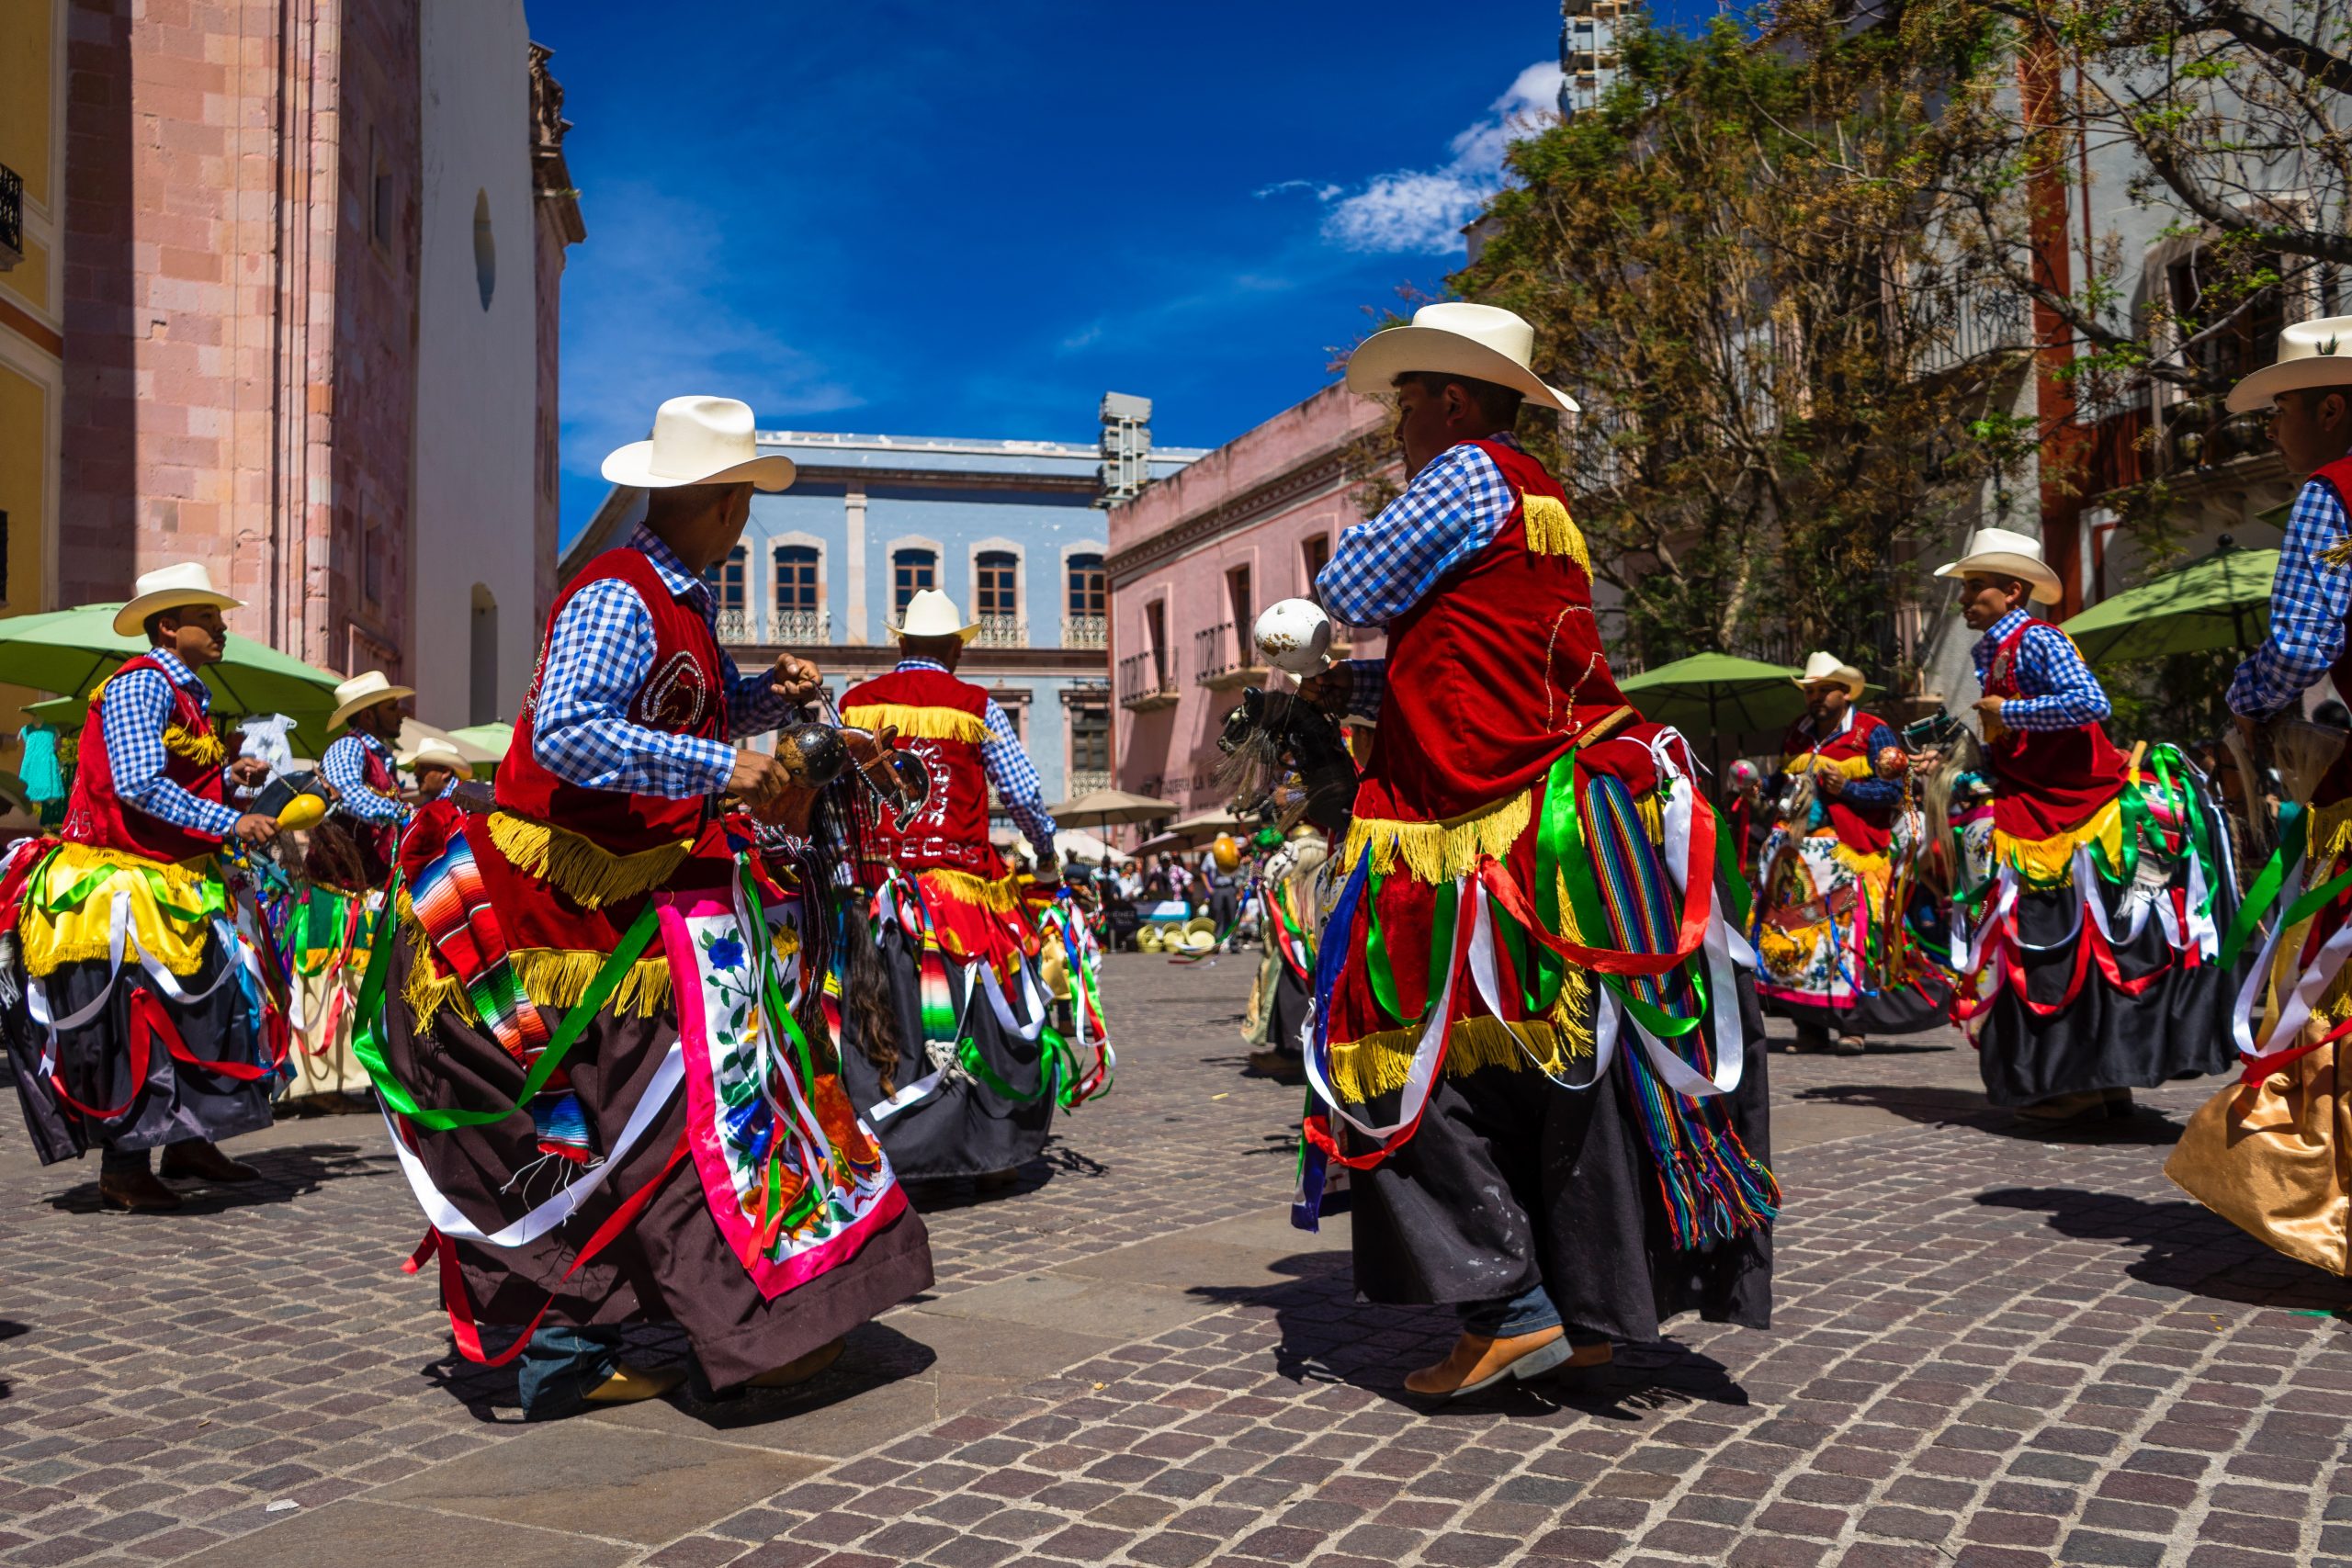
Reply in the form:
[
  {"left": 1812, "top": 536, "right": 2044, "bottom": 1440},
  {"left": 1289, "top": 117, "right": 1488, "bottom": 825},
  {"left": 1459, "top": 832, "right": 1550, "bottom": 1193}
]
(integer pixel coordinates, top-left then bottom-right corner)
[
  {"left": 0, "top": 604, "right": 345, "bottom": 739},
  {"left": 2061, "top": 541, "right": 2279, "bottom": 665},
  {"left": 1617, "top": 652, "right": 1808, "bottom": 739},
  {"left": 444, "top": 721, "right": 514, "bottom": 765}
]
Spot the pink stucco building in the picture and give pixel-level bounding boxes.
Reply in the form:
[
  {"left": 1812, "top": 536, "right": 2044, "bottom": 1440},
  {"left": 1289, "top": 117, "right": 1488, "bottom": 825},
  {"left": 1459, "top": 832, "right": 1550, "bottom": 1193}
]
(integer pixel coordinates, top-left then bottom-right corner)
[{"left": 1105, "top": 382, "right": 1396, "bottom": 816}]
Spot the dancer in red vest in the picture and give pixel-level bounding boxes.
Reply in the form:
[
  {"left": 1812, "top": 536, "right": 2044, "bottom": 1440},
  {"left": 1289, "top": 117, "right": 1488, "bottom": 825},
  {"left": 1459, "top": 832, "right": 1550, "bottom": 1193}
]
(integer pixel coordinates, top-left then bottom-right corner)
[
  {"left": 285, "top": 669, "right": 416, "bottom": 1107},
  {"left": 1295, "top": 303, "right": 1774, "bottom": 1401},
  {"left": 834, "top": 587, "right": 1069, "bottom": 1190},
  {"left": 2172, "top": 319, "right": 2352, "bottom": 1271},
  {"left": 370, "top": 397, "right": 933, "bottom": 1418},
  {"left": 1754, "top": 652, "right": 1946, "bottom": 1053},
  {"left": 1939, "top": 528, "right": 2236, "bottom": 1125},
  {"left": 0, "top": 564, "right": 280, "bottom": 1212}
]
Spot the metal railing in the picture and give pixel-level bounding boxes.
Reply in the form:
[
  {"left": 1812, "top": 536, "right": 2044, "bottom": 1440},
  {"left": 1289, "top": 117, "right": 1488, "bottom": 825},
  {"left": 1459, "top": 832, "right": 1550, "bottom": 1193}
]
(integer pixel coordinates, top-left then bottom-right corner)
[
  {"left": 1061, "top": 614, "right": 1107, "bottom": 649},
  {"left": 0, "top": 164, "right": 19, "bottom": 269},
  {"left": 1117, "top": 650, "right": 1180, "bottom": 710},
  {"left": 1065, "top": 769, "right": 1111, "bottom": 798},
  {"left": 712, "top": 606, "right": 757, "bottom": 644},
  {"left": 770, "top": 608, "right": 828, "bottom": 645},
  {"left": 1193, "top": 622, "right": 1264, "bottom": 690},
  {"left": 973, "top": 614, "right": 1026, "bottom": 649}
]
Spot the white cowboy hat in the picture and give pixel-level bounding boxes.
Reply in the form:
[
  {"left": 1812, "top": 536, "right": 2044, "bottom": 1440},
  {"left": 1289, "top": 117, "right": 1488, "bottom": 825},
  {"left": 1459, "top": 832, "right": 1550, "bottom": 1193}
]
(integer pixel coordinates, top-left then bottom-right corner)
[
  {"left": 1792, "top": 651, "right": 1866, "bottom": 698},
  {"left": 889, "top": 588, "right": 981, "bottom": 644},
  {"left": 1936, "top": 526, "right": 2062, "bottom": 604},
  {"left": 599, "top": 395, "right": 797, "bottom": 492},
  {"left": 328, "top": 670, "right": 415, "bottom": 731},
  {"left": 2227, "top": 315, "right": 2352, "bottom": 413},
  {"left": 113, "top": 562, "right": 242, "bottom": 637},
  {"left": 399, "top": 736, "right": 474, "bottom": 779},
  {"left": 1344, "top": 302, "right": 1580, "bottom": 415}
]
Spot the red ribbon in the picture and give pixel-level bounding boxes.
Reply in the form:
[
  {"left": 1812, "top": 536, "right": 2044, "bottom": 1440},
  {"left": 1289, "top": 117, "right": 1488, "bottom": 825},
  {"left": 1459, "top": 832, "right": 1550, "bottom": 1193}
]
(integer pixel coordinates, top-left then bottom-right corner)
[
  {"left": 1471, "top": 801, "right": 1718, "bottom": 979},
  {"left": 130, "top": 985, "right": 270, "bottom": 1080},
  {"left": 406, "top": 1132, "right": 693, "bottom": 1367}
]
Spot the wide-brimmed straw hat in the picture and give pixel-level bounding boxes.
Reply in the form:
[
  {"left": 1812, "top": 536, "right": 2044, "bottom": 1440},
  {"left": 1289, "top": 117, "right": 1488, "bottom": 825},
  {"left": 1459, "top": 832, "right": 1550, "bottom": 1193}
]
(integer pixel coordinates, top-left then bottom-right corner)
[
  {"left": 1936, "top": 526, "right": 2062, "bottom": 605},
  {"left": 2227, "top": 315, "right": 2352, "bottom": 413},
  {"left": 1792, "top": 651, "right": 1866, "bottom": 698},
  {"left": 399, "top": 736, "right": 473, "bottom": 779},
  {"left": 1344, "top": 302, "right": 1580, "bottom": 415},
  {"left": 889, "top": 588, "right": 981, "bottom": 644},
  {"left": 113, "top": 562, "right": 242, "bottom": 637},
  {"left": 600, "top": 395, "right": 797, "bottom": 492},
  {"left": 328, "top": 671, "right": 415, "bottom": 731}
]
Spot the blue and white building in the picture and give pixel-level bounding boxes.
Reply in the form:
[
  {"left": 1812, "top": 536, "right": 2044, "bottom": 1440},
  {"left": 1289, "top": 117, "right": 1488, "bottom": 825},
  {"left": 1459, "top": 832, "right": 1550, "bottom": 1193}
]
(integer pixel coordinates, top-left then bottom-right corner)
[{"left": 567, "top": 424, "right": 1202, "bottom": 807}]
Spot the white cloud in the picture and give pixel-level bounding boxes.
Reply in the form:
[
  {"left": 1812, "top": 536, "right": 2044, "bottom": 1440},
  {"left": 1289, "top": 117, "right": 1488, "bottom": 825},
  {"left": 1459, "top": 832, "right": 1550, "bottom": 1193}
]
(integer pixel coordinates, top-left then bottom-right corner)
[
  {"left": 1315, "top": 61, "right": 1563, "bottom": 254},
  {"left": 1254, "top": 178, "right": 1344, "bottom": 201}
]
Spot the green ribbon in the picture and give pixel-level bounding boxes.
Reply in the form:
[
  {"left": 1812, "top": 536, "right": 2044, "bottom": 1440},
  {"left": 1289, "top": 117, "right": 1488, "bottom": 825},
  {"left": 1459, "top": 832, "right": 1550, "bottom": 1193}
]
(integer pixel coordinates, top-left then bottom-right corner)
[
  {"left": 35, "top": 845, "right": 221, "bottom": 925},
  {"left": 2221, "top": 803, "right": 2305, "bottom": 971},
  {"left": 352, "top": 879, "right": 662, "bottom": 1132}
]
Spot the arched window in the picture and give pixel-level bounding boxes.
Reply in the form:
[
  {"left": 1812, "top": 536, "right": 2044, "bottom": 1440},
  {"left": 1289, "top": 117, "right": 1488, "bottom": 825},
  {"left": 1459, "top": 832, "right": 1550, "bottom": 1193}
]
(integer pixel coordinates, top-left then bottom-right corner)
[
  {"left": 892, "top": 547, "right": 936, "bottom": 615},
  {"left": 1067, "top": 553, "right": 1105, "bottom": 617},
  {"left": 774, "top": 545, "right": 818, "bottom": 614},
  {"left": 976, "top": 550, "right": 1019, "bottom": 617}
]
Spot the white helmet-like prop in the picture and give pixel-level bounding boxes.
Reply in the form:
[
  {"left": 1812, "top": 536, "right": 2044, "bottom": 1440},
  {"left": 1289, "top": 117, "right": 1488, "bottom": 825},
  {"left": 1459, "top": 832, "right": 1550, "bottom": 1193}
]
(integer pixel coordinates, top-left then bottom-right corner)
[{"left": 1253, "top": 599, "right": 1332, "bottom": 676}]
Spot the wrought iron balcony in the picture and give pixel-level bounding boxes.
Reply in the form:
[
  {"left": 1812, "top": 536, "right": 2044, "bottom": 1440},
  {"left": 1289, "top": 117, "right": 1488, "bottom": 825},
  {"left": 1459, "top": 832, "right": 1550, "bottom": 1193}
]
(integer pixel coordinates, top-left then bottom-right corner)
[
  {"left": 1193, "top": 621, "right": 1266, "bottom": 692},
  {"left": 770, "top": 608, "right": 828, "bottom": 645},
  {"left": 973, "top": 614, "right": 1026, "bottom": 649},
  {"left": 0, "top": 164, "right": 20, "bottom": 271},
  {"left": 1065, "top": 768, "right": 1112, "bottom": 798},
  {"left": 1061, "top": 614, "right": 1107, "bottom": 649},
  {"left": 1117, "top": 650, "right": 1180, "bottom": 712},
  {"left": 712, "top": 606, "right": 758, "bottom": 644}
]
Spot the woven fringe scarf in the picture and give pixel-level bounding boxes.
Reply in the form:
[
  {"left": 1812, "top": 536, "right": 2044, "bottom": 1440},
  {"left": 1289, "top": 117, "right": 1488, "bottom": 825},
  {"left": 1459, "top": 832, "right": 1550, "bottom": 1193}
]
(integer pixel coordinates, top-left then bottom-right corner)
[
  {"left": 409, "top": 829, "right": 594, "bottom": 1165},
  {"left": 1584, "top": 772, "right": 1780, "bottom": 1247}
]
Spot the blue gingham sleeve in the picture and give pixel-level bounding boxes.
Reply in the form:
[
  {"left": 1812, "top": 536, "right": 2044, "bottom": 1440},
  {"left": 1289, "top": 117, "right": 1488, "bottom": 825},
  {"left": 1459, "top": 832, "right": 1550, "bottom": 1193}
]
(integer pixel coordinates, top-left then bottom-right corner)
[
  {"left": 2229, "top": 479, "right": 2352, "bottom": 719},
  {"left": 2002, "top": 625, "right": 2111, "bottom": 731},
  {"left": 1837, "top": 722, "right": 1904, "bottom": 806},
  {"left": 103, "top": 669, "right": 240, "bottom": 840},
  {"left": 724, "top": 652, "right": 797, "bottom": 741},
  {"left": 978, "top": 699, "right": 1057, "bottom": 859},
  {"left": 531, "top": 579, "right": 737, "bottom": 798},
  {"left": 1315, "top": 442, "right": 1513, "bottom": 628},
  {"left": 322, "top": 735, "right": 407, "bottom": 825}
]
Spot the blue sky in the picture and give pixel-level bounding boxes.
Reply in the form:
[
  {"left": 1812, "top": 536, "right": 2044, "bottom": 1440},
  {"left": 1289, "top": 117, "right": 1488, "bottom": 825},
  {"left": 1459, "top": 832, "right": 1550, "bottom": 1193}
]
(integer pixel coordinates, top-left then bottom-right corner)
[{"left": 533, "top": 1, "right": 1689, "bottom": 544}]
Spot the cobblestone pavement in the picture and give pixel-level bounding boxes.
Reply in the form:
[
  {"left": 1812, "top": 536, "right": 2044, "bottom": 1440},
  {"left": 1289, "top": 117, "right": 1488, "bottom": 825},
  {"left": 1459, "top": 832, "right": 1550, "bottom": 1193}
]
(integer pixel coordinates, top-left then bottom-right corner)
[{"left": 5, "top": 951, "right": 2351, "bottom": 1567}]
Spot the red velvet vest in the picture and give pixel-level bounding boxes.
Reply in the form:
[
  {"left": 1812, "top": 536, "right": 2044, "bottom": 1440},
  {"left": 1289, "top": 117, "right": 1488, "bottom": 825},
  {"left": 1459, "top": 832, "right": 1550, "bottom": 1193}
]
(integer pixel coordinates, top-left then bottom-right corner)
[
  {"left": 1784, "top": 707, "right": 1894, "bottom": 855},
  {"left": 1981, "top": 618, "right": 2130, "bottom": 839},
  {"left": 840, "top": 666, "right": 998, "bottom": 878},
  {"left": 322, "top": 733, "right": 400, "bottom": 882},
  {"left": 497, "top": 547, "right": 728, "bottom": 855},
  {"left": 62, "top": 655, "right": 226, "bottom": 864},
  {"left": 1355, "top": 439, "right": 1634, "bottom": 823}
]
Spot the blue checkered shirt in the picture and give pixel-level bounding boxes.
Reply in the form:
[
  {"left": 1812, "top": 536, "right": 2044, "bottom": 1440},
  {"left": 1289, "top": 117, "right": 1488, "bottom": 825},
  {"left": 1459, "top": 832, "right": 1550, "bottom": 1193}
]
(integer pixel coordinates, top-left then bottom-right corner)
[
  {"left": 322, "top": 732, "right": 407, "bottom": 825},
  {"left": 1316, "top": 434, "right": 1521, "bottom": 630},
  {"left": 892, "top": 658, "right": 1058, "bottom": 859},
  {"left": 1788, "top": 708, "right": 1903, "bottom": 806},
  {"left": 2229, "top": 478, "right": 2352, "bottom": 719},
  {"left": 533, "top": 526, "right": 798, "bottom": 797},
  {"left": 102, "top": 649, "right": 240, "bottom": 840},
  {"left": 1972, "top": 608, "right": 2111, "bottom": 730}
]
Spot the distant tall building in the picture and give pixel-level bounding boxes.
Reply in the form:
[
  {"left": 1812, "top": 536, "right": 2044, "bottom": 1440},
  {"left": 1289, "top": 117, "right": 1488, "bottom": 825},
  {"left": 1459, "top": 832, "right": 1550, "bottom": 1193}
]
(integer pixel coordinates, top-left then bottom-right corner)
[{"left": 1560, "top": 0, "right": 1639, "bottom": 117}]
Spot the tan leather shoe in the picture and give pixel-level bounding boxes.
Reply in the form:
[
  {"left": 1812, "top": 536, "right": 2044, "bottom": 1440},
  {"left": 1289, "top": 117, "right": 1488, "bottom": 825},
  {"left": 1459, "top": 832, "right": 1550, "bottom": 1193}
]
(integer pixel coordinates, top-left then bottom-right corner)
[
  {"left": 158, "top": 1139, "right": 259, "bottom": 1182},
  {"left": 1555, "top": 1338, "right": 1615, "bottom": 1392},
  {"left": 98, "top": 1167, "right": 184, "bottom": 1213},
  {"left": 1246, "top": 1050, "right": 1306, "bottom": 1084},
  {"left": 582, "top": 1364, "right": 685, "bottom": 1404},
  {"left": 748, "top": 1337, "right": 845, "bottom": 1389},
  {"left": 2016, "top": 1090, "right": 2108, "bottom": 1124},
  {"left": 1403, "top": 1327, "right": 1569, "bottom": 1401}
]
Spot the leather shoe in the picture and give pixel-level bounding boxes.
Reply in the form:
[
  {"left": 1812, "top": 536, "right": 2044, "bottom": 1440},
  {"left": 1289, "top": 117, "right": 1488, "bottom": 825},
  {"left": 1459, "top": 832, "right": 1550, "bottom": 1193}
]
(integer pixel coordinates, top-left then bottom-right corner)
[
  {"left": 973, "top": 1168, "right": 1022, "bottom": 1192},
  {"left": 749, "top": 1337, "right": 845, "bottom": 1389},
  {"left": 582, "top": 1364, "right": 685, "bottom": 1404},
  {"left": 158, "top": 1140, "right": 259, "bottom": 1183},
  {"left": 2016, "top": 1090, "right": 2107, "bottom": 1124},
  {"left": 98, "top": 1167, "right": 184, "bottom": 1213},
  {"left": 1246, "top": 1049, "right": 1306, "bottom": 1084},
  {"left": 1403, "top": 1327, "right": 1570, "bottom": 1401}
]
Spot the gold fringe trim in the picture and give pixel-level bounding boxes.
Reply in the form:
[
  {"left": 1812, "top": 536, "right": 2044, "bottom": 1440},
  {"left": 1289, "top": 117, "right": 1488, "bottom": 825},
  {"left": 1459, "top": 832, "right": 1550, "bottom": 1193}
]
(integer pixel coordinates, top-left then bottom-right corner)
[
  {"left": 1342, "top": 788, "right": 1534, "bottom": 885},
  {"left": 841, "top": 703, "right": 989, "bottom": 745},
  {"left": 2322, "top": 537, "right": 2352, "bottom": 569},
  {"left": 400, "top": 908, "right": 674, "bottom": 1028},
  {"left": 485, "top": 811, "right": 691, "bottom": 911},
  {"left": 164, "top": 725, "right": 226, "bottom": 766},
  {"left": 22, "top": 842, "right": 216, "bottom": 978},
  {"left": 1522, "top": 494, "right": 1592, "bottom": 576},
  {"left": 920, "top": 865, "right": 1023, "bottom": 912},
  {"left": 1782, "top": 750, "right": 1875, "bottom": 780},
  {"left": 1992, "top": 795, "right": 2124, "bottom": 884},
  {"left": 1327, "top": 1008, "right": 1595, "bottom": 1103},
  {"left": 2312, "top": 797, "right": 2352, "bottom": 863}
]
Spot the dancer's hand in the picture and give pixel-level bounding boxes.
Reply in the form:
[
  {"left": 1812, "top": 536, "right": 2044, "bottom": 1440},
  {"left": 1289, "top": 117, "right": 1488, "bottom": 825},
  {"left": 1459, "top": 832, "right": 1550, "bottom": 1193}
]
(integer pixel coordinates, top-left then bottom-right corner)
[
  {"left": 232, "top": 812, "right": 279, "bottom": 846},
  {"left": 1295, "top": 668, "right": 1348, "bottom": 716},
  {"left": 728, "top": 749, "right": 790, "bottom": 808},
  {"left": 228, "top": 757, "right": 270, "bottom": 788},
  {"left": 1812, "top": 762, "right": 1846, "bottom": 796},
  {"left": 768, "top": 654, "right": 823, "bottom": 707},
  {"left": 1973, "top": 695, "right": 2006, "bottom": 724}
]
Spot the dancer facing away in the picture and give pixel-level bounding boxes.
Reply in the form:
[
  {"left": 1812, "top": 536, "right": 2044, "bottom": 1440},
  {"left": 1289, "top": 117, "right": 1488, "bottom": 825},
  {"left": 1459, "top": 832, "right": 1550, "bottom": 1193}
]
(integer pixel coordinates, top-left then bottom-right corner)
[
  {"left": 834, "top": 588, "right": 1069, "bottom": 1190},
  {"left": 0, "top": 565, "right": 279, "bottom": 1210},
  {"left": 2172, "top": 316, "right": 2352, "bottom": 1273},
  {"left": 372, "top": 396, "right": 932, "bottom": 1417},
  {"left": 1941, "top": 528, "right": 2235, "bottom": 1125},
  {"left": 1297, "top": 302, "right": 1775, "bottom": 1401},
  {"left": 1752, "top": 651, "right": 1946, "bottom": 1054}
]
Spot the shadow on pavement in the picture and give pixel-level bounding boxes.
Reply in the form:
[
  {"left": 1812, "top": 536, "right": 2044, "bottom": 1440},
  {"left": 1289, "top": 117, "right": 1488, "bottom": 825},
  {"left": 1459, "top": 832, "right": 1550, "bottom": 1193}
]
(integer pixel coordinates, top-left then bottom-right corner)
[
  {"left": 1976, "top": 1186, "right": 2352, "bottom": 1311},
  {"left": 1189, "top": 1251, "right": 1752, "bottom": 1421},
  {"left": 423, "top": 1315, "right": 939, "bottom": 1427},
  {"left": 40, "top": 1141, "right": 382, "bottom": 1215},
  {"left": 1791, "top": 1083, "right": 2189, "bottom": 1145}
]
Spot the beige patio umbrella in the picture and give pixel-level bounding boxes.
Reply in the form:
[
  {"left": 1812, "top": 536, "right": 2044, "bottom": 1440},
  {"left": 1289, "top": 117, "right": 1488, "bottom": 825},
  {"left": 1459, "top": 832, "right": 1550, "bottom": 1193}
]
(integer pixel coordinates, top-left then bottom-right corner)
[{"left": 1048, "top": 786, "right": 1182, "bottom": 829}]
